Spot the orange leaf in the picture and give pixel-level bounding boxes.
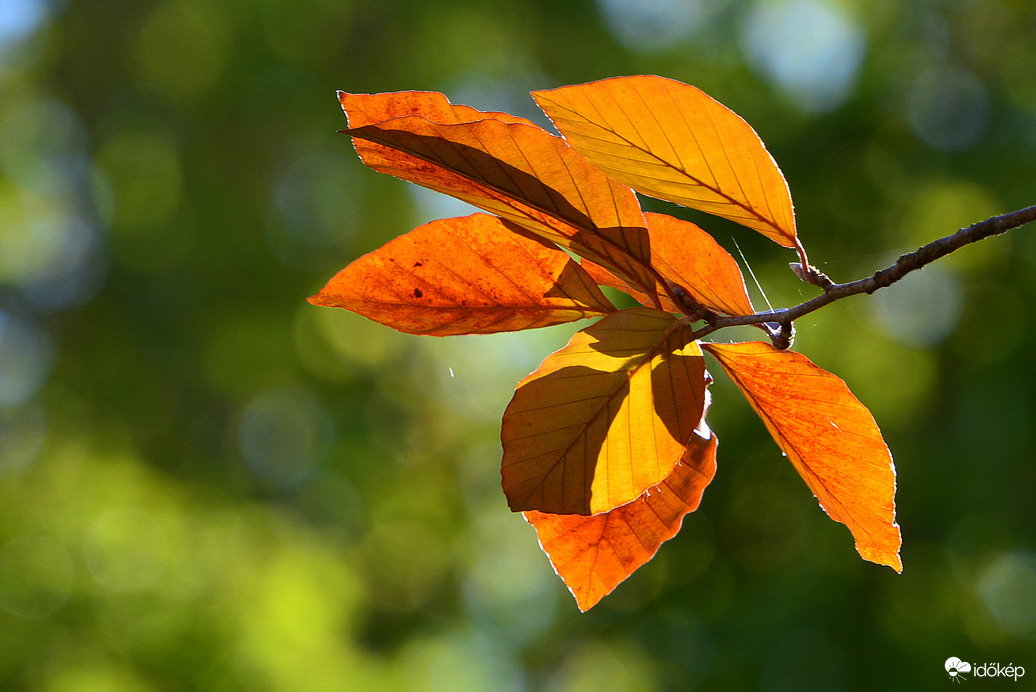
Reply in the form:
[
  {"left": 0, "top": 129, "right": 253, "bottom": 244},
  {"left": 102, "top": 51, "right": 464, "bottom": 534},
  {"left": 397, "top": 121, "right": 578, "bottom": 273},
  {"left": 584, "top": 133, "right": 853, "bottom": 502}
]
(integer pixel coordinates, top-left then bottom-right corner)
[
  {"left": 308, "top": 214, "right": 615, "bottom": 335},
  {"left": 533, "top": 76, "right": 798, "bottom": 248},
  {"left": 646, "top": 212, "right": 754, "bottom": 317},
  {"left": 337, "top": 94, "right": 664, "bottom": 302},
  {"left": 525, "top": 427, "right": 717, "bottom": 611},
  {"left": 702, "top": 341, "right": 902, "bottom": 571},
  {"left": 338, "top": 90, "right": 539, "bottom": 129},
  {"left": 501, "top": 308, "right": 706, "bottom": 515},
  {"left": 579, "top": 213, "right": 754, "bottom": 318},
  {"left": 580, "top": 258, "right": 674, "bottom": 312}
]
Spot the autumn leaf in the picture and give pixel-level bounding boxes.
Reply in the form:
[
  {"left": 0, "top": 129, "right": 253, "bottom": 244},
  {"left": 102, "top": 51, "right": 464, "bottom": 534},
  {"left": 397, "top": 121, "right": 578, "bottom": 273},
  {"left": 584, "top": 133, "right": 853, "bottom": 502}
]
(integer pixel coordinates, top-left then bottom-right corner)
[
  {"left": 525, "top": 419, "right": 718, "bottom": 611},
  {"left": 644, "top": 212, "right": 754, "bottom": 317},
  {"left": 579, "top": 259, "right": 675, "bottom": 313},
  {"left": 580, "top": 213, "right": 754, "bottom": 317},
  {"left": 501, "top": 308, "right": 706, "bottom": 515},
  {"left": 533, "top": 75, "right": 798, "bottom": 248},
  {"left": 702, "top": 341, "right": 902, "bottom": 571},
  {"left": 337, "top": 95, "right": 666, "bottom": 304},
  {"left": 308, "top": 213, "right": 616, "bottom": 335},
  {"left": 339, "top": 90, "right": 539, "bottom": 129}
]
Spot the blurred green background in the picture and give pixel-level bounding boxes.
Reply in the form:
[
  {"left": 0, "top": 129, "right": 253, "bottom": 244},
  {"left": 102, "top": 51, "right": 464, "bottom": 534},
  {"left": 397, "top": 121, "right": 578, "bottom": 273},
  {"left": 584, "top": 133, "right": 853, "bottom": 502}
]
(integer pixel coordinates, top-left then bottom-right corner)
[{"left": 2, "top": 0, "right": 1035, "bottom": 689}]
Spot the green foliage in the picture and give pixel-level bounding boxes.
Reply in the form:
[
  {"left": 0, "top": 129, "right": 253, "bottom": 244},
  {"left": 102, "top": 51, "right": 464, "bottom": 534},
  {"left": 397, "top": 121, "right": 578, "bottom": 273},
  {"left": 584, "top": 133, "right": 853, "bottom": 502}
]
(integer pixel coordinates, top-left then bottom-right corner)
[{"left": 1, "top": 0, "right": 1035, "bottom": 689}]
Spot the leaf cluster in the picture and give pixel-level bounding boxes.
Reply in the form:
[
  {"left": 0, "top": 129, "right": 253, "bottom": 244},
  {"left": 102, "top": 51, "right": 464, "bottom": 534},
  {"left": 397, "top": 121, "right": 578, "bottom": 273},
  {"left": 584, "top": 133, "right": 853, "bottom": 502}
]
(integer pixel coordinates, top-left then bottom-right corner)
[{"left": 311, "top": 76, "right": 901, "bottom": 610}]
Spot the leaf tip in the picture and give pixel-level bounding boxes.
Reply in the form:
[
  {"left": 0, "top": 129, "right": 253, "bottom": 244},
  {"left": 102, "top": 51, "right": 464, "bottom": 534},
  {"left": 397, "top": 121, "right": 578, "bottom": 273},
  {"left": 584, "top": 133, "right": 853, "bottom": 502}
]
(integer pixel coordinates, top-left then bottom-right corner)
[
  {"left": 857, "top": 522, "right": 903, "bottom": 573},
  {"left": 574, "top": 594, "right": 598, "bottom": 612},
  {"left": 874, "top": 551, "right": 903, "bottom": 574},
  {"left": 884, "top": 538, "right": 904, "bottom": 575},
  {"left": 306, "top": 291, "right": 333, "bottom": 307}
]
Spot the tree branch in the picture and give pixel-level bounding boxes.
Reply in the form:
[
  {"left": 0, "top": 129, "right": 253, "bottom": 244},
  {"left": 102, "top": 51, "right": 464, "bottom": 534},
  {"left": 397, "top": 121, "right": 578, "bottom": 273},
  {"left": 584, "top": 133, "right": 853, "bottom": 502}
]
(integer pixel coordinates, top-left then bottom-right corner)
[{"left": 692, "top": 204, "right": 1036, "bottom": 343}]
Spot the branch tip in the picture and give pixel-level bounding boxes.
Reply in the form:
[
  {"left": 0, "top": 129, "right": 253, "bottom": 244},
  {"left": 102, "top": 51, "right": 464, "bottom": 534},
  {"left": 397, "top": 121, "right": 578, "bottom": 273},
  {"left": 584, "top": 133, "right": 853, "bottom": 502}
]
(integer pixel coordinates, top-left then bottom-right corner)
[{"left": 699, "top": 204, "right": 1035, "bottom": 339}]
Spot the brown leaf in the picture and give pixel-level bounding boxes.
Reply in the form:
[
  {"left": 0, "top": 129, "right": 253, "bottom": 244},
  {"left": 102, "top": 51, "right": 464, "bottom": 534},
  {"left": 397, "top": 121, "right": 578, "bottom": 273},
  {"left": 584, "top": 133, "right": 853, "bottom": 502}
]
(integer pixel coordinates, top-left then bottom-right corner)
[
  {"left": 702, "top": 341, "right": 902, "bottom": 571},
  {"left": 533, "top": 75, "right": 798, "bottom": 248},
  {"left": 502, "top": 308, "right": 706, "bottom": 515},
  {"left": 337, "top": 93, "right": 665, "bottom": 302},
  {"left": 525, "top": 427, "right": 717, "bottom": 611},
  {"left": 308, "top": 213, "right": 616, "bottom": 335}
]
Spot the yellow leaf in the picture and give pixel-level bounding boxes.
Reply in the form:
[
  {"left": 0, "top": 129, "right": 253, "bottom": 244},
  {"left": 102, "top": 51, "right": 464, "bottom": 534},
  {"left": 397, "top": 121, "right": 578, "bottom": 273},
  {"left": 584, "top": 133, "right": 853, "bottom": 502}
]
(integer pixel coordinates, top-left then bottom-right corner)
[
  {"left": 533, "top": 75, "right": 798, "bottom": 248},
  {"left": 502, "top": 308, "right": 706, "bottom": 515}
]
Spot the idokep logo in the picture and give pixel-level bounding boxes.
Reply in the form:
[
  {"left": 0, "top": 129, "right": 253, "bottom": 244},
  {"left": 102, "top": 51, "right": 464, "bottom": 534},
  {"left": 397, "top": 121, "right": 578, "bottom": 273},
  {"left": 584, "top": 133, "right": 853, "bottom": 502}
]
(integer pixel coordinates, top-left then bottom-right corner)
[
  {"left": 946, "top": 658, "right": 972, "bottom": 682},
  {"left": 945, "top": 657, "right": 1026, "bottom": 683}
]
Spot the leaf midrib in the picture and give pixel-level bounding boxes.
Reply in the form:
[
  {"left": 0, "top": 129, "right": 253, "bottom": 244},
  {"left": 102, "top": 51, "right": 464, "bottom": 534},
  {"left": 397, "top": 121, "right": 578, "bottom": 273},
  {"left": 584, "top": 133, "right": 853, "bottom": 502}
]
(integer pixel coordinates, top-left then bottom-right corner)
[{"left": 542, "top": 105, "right": 784, "bottom": 239}]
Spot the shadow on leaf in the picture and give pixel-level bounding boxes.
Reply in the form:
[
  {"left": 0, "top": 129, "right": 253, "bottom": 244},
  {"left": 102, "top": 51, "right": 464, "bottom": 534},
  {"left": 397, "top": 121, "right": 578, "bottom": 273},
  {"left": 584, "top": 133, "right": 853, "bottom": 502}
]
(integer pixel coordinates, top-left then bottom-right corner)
[
  {"left": 347, "top": 121, "right": 660, "bottom": 297},
  {"left": 502, "top": 308, "right": 706, "bottom": 515}
]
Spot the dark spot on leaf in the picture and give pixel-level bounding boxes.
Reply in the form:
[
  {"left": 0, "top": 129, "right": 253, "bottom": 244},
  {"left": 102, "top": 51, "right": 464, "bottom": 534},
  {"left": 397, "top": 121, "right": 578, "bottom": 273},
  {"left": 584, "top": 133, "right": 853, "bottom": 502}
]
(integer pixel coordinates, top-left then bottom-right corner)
[
  {"left": 413, "top": 288, "right": 423, "bottom": 298},
  {"left": 414, "top": 261, "right": 423, "bottom": 267}
]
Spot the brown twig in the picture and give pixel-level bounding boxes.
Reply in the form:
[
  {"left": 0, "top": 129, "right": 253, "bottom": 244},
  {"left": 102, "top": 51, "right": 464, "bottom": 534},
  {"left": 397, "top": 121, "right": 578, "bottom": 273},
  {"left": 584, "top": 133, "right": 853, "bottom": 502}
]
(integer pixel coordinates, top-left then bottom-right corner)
[{"left": 692, "top": 204, "right": 1036, "bottom": 343}]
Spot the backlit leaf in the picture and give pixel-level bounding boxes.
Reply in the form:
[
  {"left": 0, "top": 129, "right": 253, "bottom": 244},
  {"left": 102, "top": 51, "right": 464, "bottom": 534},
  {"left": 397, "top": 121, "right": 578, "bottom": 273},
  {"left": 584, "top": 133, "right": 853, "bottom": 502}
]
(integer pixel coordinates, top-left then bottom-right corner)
[
  {"left": 580, "top": 258, "right": 674, "bottom": 312},
  {"left": 338, "top": 90, "right": 538, "bottom": 129},
  {"left": 580, "top": 213, "right": 754, "bottom": 317},
  {"left": 502, "top": 308, "right": 706, "bottom": 515},
  {"left": 703, "top": 341, "right": 902, "bottom": 571},
  {"left": 308, "top": 213, "right": 616, "bottom": 335},
  {"left": 533, "top": 75, "right": 798, "bottom": 247},
  {"left": 645, "top": 212, "right": 754, "bottom": 317},
  {"left": 525, "top": 424, "right": 718, "bottom": 612},
  {"left": 338, "top": 94, "right": 664, "bottom": 302}
]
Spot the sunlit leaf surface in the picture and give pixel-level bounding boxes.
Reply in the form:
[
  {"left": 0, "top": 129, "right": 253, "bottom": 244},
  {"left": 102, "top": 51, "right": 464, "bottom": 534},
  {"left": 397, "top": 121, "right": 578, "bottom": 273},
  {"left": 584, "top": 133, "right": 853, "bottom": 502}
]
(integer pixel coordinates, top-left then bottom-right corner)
[
  {"left": 309, "top": 213, "right": 616, "bottom": 335},
  {"left": 502, "top": 308, "right": 706, "bottom": 515},
  {"left": 526, "top": 427, "right": 717, "bottom": 611},
  {"left": 643, "top": 212, "right": 754, "bottom": 316},
  {"left": 339, "top": 94, "right": 664, "bottom": 301},
  {"left": 703, "top": 341, "right": 902, "bottom": 571},
  {"left": 579, "top": 258, "right": 674, "bottom": 312},
  {"left": 579, "top": 212, "right": 753, "bottom": 317},
  {"left": 533, "top": 75, "right": 798, "bottom": 247},
  {"left": 339, "top": 90, "right": 539, "bottom": 128}
]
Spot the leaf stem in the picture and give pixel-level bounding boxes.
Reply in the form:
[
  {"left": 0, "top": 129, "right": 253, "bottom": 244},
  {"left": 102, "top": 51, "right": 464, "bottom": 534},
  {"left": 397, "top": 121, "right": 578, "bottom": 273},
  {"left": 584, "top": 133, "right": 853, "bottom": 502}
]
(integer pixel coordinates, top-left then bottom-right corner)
[
  {"left": 692, "top": 204, "right": 1036, "bottom": 342},
  {"left": 793, "top": 237, "right": 810, "bottom": 273}
]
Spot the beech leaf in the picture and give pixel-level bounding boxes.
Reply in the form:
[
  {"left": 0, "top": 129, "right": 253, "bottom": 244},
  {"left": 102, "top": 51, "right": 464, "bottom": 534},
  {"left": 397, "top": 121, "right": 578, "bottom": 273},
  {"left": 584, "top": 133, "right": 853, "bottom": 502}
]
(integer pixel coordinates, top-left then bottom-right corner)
[
  {"left": 525, "top": 424, "right": 718, "bottom": 612},
  {"left": 645, "top": 212, "right": 755, "bottom": 317},
  {"left": 579, "top": 259, "right": 673, "bottom": 313},
  {"left": 579, "top": 213, "right": 753, "bottom": 317},
  {"left": 533, "top": 75, "right": 798, "bottom": 248},
  {"left": 703, "top": 341, "right": 902, "bottom": 571},
  {"left": 339, "top": 90, "right": 539, "bottom": 129},
  {"left": 308, "top": 213, "right": 616, "bottom": 335},
  {"left": 337, "top": 97, "right": 665, "bottom": 302},
  {"left": 501, "top": 308, "right": 706, "bottom": 515}
]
